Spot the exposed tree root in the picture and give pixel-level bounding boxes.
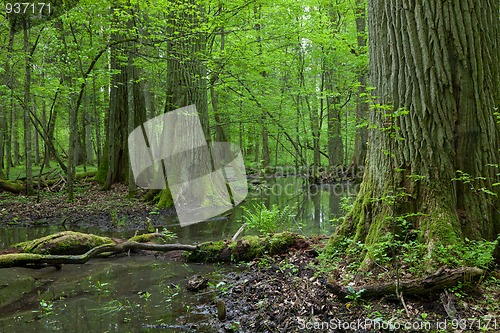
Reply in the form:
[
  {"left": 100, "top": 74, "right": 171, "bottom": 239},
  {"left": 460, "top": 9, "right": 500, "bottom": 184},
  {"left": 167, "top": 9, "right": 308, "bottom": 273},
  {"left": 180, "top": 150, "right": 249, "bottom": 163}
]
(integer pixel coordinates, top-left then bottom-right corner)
[{"left": 326, "top": 266, "right": 486, "bottom": 299}]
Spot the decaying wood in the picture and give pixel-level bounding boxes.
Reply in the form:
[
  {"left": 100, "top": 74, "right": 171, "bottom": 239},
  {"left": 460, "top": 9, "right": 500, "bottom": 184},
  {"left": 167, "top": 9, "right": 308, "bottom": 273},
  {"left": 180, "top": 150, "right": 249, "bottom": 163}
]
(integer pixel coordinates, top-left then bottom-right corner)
[
  {"left": 0, "top": 171, "right": 97, "bottom": 193},
  {"left": 326, "top": 266, "right": 485, "bottom": 299},
  {"left": 0, "top": 240, "right": 197, "bottom": 268},
  {"left": 0, "top": 231, "right": 304, "bottom": 268}
]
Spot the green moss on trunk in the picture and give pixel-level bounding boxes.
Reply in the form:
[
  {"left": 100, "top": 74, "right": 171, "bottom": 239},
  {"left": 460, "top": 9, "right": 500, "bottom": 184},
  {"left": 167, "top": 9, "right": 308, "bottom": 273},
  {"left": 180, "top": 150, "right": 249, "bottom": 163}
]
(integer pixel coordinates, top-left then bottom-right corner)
[
  {"left": 14, "top": 231, "right": 114, "bottom": 255},
  {"left": 155, "top": 188, "right": 173, "bottom": 209}
]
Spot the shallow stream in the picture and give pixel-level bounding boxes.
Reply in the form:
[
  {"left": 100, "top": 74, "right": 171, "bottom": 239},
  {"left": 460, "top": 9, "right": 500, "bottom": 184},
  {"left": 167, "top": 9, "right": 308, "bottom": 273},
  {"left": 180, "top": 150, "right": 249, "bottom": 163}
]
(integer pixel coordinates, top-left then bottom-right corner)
[{"left": 0, "top": 177, "right": 357, "bottom": 332}]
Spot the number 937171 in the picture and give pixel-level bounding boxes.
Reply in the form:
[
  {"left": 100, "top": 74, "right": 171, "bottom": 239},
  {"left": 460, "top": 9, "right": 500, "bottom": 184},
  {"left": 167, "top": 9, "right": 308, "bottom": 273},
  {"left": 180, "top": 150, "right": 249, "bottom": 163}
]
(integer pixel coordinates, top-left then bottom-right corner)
[{"left": 5, "top": 2, "right": 51, "bottom": 15}]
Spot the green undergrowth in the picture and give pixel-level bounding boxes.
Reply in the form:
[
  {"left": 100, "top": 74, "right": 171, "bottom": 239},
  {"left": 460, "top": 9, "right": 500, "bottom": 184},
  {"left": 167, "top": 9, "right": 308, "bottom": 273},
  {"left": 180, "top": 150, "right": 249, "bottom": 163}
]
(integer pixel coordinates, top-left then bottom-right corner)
[
  {"left": 241, "top": 201, "right": 297, "bottom": 234},
  {"left": 316, "top": 235, "right": 498, "bottom": 283}
]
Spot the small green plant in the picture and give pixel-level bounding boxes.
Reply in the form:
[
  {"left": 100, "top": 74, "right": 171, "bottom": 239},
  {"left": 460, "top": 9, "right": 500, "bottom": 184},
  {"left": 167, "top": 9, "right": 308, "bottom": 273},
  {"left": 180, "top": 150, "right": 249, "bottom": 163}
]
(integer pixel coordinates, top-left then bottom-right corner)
[
  {"left": 39, "top": 299, "right": 54, "bottom": 315},
  {"left": 242, "top": 201, "right": 296, "bottom": 234},
  {"left": 110, "top": 209, "right": 128, "bottom": 226},
  {"left": 330, "top": 195, "right": 355, "bottom": 225},
  {"left": 161, "top": 283, "right": 180, "bottom": 304},
  {"left": 434, "top": 238, "right": 497, "bottom": 269},
  {"left": 209, "top": 281, "right": 230, "bottom": 295},
  {"left": 345, "top": 286, "right": 365, "bottom": 305},
  {"left": 229, "top": 321, "right": 241, "bottom": 332},
  {"left": 161, "top": 229, "right": 177, "bottom": 241},
  {"left": 138, "top": 291, "right": 151, "bottom": 302},
  {"left": 256, "top": 256, "right": 272, "bottom": 268},
  {"left": 279, "top": 260, "right": 299, "bottom": 276},
  {"left": 90, "top": 278, "right": 110, "bottom": 294}
]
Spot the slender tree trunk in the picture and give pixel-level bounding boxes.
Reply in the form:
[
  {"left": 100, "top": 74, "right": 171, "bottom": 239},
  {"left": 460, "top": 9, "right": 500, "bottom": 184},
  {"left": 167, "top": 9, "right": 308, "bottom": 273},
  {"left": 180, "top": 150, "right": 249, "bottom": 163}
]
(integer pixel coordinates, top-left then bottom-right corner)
[
  {"left": 325, "top": 69, "right": 343, "bottom": 170},
  {"left": 210, "top": 22, "right": 228, "bottom": 143},
  {"left": 1, "top": 17, "right": 16, "bottom": 179},
  {"left": 22, "top": 17, "right": 33, "bottom": 195},
  {"left": 13, "top": 108, "right": 19, "bottom": 166},
  {"left": 337, "top": 0, "right": 500, "bottom": 267},
  {"left": 93, "top": 78, "right": 101, "bottom": 166},
  {"left": 144, "top": 79, "right": 155, "bottom": 119},
  {"left": 32, "top": 100, "right": 40, "bottom": 165},
  {"left": 5, "top": 105, "right": 11, "bottom": 179},
  {"left": 40, "top": 80, "right": 50, "bottom": 168},
  {"left": 98, "top": 4, "right": 130, "bottom": 190},
  {"left": 350, "top": 0, "right": 368, "bottom": 170}
]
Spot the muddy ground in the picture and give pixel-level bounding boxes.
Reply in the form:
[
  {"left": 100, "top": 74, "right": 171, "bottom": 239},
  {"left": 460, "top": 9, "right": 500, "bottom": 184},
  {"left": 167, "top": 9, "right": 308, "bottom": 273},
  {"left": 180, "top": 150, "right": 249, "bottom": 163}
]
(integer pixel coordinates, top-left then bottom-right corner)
[
  {"left": 195, "top": 248, "right": 500, "bottom": 332},
  {"left": 0, "top": 183, "right": 173, "bottom": 230},
  {"left": 1, "top": 184, "right": 500, "bottom": 332}
]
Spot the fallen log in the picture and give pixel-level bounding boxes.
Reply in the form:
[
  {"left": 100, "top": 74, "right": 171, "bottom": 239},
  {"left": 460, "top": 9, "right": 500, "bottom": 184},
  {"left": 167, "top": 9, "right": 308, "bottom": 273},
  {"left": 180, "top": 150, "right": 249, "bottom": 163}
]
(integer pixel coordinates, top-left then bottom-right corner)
[
  {"left": 326, "top": 266, "right": 486, "bottom": 299},
  {"left": 0, "top": 231, "right": 305, "bottom": 268},
  {"left": 186, "top": 232, "right": 308, "bottom": 263},
  {"left": 0, "top": 179, "right": 25, "bottom": 193},
  {"left": 0, "top": 241, "right": 198, "bottom": 268},
  {"left": 0, "top": 171, "right": 97, "bottom": 194}
]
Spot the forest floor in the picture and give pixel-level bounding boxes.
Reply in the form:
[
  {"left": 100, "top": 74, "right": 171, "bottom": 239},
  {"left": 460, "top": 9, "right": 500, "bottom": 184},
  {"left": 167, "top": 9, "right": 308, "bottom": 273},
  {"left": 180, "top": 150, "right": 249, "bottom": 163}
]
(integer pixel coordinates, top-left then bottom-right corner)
[
  {"left": 198, "top": 248, "right": 500, "bottom": 333},
  {"left": 1, "top": 184, "right": 500, "bottom": 332},
  {"left": 0, "top": 182, "right": 172, "bottom": 230}
]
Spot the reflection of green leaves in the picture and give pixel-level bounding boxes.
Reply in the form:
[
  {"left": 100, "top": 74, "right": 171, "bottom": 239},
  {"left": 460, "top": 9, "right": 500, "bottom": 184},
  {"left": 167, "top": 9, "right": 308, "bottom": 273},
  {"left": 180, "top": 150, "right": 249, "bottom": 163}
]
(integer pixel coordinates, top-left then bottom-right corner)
[{"left": 91, "top": 299, "right": 133, "bottom": 316}]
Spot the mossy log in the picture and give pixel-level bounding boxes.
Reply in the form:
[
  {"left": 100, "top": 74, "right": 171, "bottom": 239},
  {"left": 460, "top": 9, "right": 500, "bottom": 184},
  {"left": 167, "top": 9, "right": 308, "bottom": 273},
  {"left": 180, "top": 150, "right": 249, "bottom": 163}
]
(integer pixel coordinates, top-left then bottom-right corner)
[
  {"left": 14, "top": 231, "right": 114, "bottom": 255},
  {"left": 326, "top": 266, "right": 485, "bottom": 299},
  {"left": 0, "top": 241, "right": 198, "bottom": 268},
  {"left": 0, "top": 180, "right": 25, "bottom": 193},
  {"left": 0, "top": 231, "right": 304, "bottom": 268},
  {"left": 186, "top": 232, "right": 306, "bottom": 263},
  {"left": 0, "top": 231, "right": 197, "bottom": 268},
  {"left": 0, "top": 171, "right": 97, "bottom": 194}
]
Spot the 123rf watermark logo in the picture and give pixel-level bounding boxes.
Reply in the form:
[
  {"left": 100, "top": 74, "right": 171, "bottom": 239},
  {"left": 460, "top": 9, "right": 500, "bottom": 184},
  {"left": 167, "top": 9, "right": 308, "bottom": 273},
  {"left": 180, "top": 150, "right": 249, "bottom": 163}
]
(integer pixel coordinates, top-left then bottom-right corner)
[{"left": 297, "top": 317, "right": 498, "bottom": 331}]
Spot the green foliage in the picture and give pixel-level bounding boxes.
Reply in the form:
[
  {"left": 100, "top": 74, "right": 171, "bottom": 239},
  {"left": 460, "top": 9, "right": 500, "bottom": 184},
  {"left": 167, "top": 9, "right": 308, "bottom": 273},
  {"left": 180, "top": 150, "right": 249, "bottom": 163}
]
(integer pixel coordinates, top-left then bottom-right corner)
[
  {"left": 161, "top": 229, "right": 177, "bottom": 241},
  {"left": 38, "top": 299, "right": 54, "bottom": 315},
  {"left": 242, "top": 201, "right": 296, "bottom": 234},
  {"left": 345, "top": 286, "right": 365, "bottom": 305},
  {"left": 330, "top": 195, "right": 355, "bottom": 225},
  {"left": 155, "top": 188, "right": 174, "bottom": 209},
  {"left": 434, "top": 239, "right": 497, "bottom": 269}
]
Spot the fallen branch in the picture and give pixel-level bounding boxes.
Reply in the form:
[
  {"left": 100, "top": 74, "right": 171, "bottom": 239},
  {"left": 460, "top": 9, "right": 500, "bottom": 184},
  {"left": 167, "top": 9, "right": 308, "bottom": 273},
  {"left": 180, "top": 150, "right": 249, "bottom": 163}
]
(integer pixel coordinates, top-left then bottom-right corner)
[
  {"left": 326, "top": 266, "right": 485, "bottom": 298},
  {"left": 0, "top": 171, "right": 97, "bottom": 194},
  {"left": 0, "top": 231, "right": 306, "bottom": 268},
  {"left": 0, "top": 240, "right": 197, "bottom": 268}
]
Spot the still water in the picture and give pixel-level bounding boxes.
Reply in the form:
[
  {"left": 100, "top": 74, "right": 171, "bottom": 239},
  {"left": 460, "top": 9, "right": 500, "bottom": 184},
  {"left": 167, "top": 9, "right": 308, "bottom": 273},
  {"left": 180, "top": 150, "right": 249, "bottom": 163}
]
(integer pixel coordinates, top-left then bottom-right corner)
[{"left": 0, "top": 177, "right": 357, "bottom": 332}]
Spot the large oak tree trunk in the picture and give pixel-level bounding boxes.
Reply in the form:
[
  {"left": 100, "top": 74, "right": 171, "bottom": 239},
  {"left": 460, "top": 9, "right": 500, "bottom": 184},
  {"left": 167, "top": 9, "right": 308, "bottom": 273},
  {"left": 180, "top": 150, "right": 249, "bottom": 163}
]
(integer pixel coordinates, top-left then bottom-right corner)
[
  {"left": 337, "top": 0, "right": 500, "bottom": 266},
  {"left": 149, "top": 0, "right": 209, "bottom": 208}
]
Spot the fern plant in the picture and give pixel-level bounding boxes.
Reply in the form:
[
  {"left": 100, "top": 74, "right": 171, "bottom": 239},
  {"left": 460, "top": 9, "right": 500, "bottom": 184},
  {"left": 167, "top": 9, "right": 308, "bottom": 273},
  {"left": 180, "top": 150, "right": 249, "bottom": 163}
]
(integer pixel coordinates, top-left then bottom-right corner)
[{"left": 242, "top": 202, "right": 295, "bottom": 234}]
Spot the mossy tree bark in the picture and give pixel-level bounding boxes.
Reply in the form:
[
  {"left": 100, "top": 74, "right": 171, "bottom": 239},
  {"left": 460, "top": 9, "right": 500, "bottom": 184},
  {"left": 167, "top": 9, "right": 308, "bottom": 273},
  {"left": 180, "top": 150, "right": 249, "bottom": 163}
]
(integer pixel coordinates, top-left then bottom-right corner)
[
  {"left": 336, "top": 0, "right": 500, "bottom": 267},
  {"left": 145, "top": 0, "right": 210, "bottom": 208}
]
